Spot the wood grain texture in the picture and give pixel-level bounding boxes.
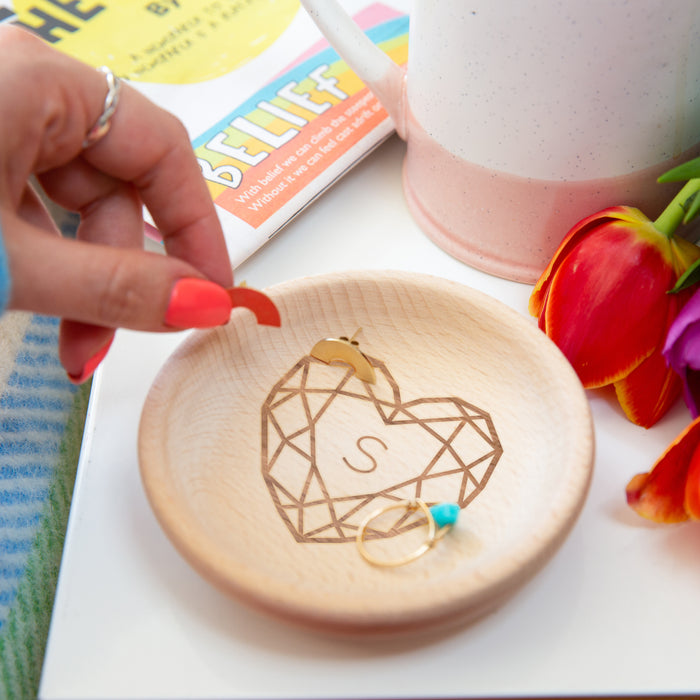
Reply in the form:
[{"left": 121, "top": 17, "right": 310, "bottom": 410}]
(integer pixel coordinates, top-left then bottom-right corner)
[{"left": 138, "top": 271, "right": 594, "bottom": 635}]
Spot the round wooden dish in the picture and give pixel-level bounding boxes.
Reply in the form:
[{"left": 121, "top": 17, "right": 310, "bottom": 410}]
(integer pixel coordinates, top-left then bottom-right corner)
[{"left": 138, "top": 271, "right": 594, "bottom": 635}]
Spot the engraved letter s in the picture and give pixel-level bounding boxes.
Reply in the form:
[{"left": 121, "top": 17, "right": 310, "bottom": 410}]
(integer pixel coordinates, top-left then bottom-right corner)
[{"left": 342, "top": 435, "right": 388, "bottom": 473}]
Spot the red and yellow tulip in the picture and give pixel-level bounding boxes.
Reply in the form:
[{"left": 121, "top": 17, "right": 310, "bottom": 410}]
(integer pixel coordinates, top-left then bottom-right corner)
[
  {"left": 529, "top": 181, "right": 700, "bottom": 428},
  {"left": 626, "top": 416, "right": 700, "bottom": 522}
]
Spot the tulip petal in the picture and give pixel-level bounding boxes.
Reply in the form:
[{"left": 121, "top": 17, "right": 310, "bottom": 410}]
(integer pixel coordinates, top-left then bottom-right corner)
[
  {"left": 666, "top": 346, "right": 700, "bottom": 419},
  {"left": 529, "top": 206, "right": 645, "bottom": 318},
  {"left": 615, "top": 291, "right": 685, "bottom": 427},
  {"left": 663, "top": 325, "right": 700, "bottom": 377},
  {"left": 626, "top": 473, "right": 688, "bottom": 523},
  {"left": 681, "top": 369, "right": 700, "bottom": 419},
  {"left": 684, "top": 445, "right": 700, "bottom": 519},
  {"left": 663, "top": 288, "right": 700, "bottom": 356},
  {"left": 613, "top": 348, "right": 681, "bottom": 428},
  {"left": 541, "top": 222, "right": 673, "bottom": 387},
  {"left": 626, "top": 417, "right": 700, "bottom": 522},
  {"left": 670, "top": 236, "right": 700, "bottom": 280},
  {"left": 663, "top": 289, "right": 700, "bottom": 416}
]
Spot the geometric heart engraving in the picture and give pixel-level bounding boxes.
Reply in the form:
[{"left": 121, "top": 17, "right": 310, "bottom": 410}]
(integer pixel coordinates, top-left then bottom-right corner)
[{"left": 262, "top": 353, "right": 502, "bottom": 543}]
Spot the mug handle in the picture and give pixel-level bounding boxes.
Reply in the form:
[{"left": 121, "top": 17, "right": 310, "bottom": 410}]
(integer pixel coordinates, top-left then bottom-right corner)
[{"left": 299, "top": 0, "right": 407, "bottom": 138}]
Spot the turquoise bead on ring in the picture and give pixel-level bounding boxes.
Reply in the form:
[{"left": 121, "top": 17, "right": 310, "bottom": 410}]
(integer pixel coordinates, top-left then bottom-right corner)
[{"left": 356, "top": 499, "right": 460, "bottom": 567}]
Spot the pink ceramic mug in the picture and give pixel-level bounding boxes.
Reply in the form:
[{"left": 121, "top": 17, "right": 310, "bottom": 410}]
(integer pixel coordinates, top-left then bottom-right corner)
[{"left": 300, "top": 0, "right": 700, "bottom": 282}]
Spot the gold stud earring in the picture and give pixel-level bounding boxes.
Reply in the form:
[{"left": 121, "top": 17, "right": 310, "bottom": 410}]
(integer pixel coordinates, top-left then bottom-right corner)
[{"left": 310, "top": 329, "right": 376, "bottom": 383}]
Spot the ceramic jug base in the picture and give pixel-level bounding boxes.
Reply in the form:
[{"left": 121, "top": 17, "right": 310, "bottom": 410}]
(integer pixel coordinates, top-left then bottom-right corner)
[{"left": 401, "top": 123, "right": 700, "bottom": 285}]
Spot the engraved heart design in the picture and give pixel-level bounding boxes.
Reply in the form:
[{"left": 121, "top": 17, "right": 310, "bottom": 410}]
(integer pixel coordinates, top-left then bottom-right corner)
[{"left": 262, "top": 354, "right": 502, "bottom": 543}]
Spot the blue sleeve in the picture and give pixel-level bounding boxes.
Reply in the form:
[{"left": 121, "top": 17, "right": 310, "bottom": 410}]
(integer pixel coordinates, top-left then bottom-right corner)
[{"left": 0, "top": 220, "right": 10, "bottom": 314}]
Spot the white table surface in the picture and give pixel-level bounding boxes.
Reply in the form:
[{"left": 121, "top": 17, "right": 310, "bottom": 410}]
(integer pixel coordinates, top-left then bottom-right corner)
[{"left": 40, "top": 135, "right": 700, "bottom": 699}]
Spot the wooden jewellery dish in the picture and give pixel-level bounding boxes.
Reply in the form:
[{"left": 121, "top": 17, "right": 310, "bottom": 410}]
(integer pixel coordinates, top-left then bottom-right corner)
[{"left": 138, "top": 270, "right": 594, "bottom": 636}]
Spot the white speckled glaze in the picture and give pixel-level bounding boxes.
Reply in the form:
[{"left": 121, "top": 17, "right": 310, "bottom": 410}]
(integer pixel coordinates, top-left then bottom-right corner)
[
  {"left": 301, "top": 0, "right": 700, "bottom": 282},
  {"left": 410, "top": 1, "right": 700, "bottom": 179}
]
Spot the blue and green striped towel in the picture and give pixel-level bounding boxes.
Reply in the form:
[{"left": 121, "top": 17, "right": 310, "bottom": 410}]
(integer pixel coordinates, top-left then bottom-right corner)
[{"left": 0, "top": 311, "right": 89, "bottom": 699}]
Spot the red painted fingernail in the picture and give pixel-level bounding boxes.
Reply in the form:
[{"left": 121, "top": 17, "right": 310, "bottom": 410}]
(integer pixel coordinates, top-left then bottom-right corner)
[
  {"left": 164, "top": 278, "right": 232, "bottom": 329},
  {"left": 67, "top": 336, "right": 114, "bottom": 385}
]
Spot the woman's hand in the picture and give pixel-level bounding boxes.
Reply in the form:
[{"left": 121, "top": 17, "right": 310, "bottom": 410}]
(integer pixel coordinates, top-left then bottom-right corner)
[{"left": 0, "top": 25, "right": 234, "bottom": 381}]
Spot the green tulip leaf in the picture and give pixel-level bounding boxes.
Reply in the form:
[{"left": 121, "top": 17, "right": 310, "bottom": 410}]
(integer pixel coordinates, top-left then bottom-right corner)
[
  {"left": 671, "top": 258, "right": 700, "bottom": 293},
  {"left": 659, "top": 157, "right": 700, "bottom": 183},
  {"left": 683, "top": 191, "right": 700, "bottom": 225}
]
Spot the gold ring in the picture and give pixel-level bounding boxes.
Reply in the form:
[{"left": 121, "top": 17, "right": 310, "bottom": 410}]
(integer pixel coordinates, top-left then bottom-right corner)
[{"left": 356, "top": 499, "right": 459, "bottom": 567}]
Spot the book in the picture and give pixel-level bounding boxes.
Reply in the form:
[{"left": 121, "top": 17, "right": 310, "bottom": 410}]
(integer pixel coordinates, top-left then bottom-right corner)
[{"left": 0, "top": 0, "right": 409, "bottom": 267}]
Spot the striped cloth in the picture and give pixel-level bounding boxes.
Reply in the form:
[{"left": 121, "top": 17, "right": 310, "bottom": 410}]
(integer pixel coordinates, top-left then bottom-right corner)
[
  {"left": 0, "top": 202, "right": 89, "bottom": 698},
  {"left": 0, "top": 311, "right": 89, "bottom": 699}
]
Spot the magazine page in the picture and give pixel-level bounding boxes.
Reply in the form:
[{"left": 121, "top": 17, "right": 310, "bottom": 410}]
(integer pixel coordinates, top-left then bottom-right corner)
[{"left": 0, "top": 0, "right": 410, "bottom": 266}]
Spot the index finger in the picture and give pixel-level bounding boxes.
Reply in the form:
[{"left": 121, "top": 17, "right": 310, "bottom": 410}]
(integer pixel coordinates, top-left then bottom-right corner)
[
  {"left": 83, "top": 82, "right": 231, "bottom": 286},
  {"left": 82, "top": 79, "right": 233, "bottom": 287}
]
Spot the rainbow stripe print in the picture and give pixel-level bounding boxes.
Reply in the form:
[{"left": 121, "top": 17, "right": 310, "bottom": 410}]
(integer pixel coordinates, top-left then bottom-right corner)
[{"left": 192, "top": 11, "right": 408, "bottom": 229}]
